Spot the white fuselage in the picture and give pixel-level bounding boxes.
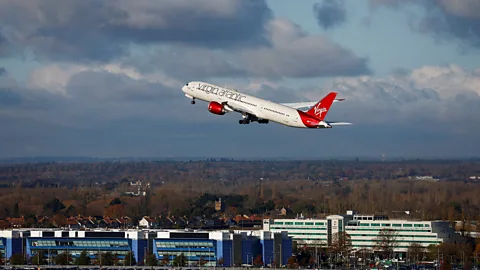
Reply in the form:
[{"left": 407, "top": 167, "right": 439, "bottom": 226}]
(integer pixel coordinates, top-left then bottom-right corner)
[{"left": 182, "top": 81, "right": 321, "bottom": 128}]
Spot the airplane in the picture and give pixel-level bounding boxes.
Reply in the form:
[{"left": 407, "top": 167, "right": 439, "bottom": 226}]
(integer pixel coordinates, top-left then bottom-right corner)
[{"left": 181, "top": 81, "right": 352, "bottom": 129}]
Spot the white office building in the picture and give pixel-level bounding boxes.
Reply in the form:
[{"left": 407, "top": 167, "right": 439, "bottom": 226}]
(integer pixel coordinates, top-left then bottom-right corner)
[{"left": 263, "top": 210, "right": 457, "bottom": 253}]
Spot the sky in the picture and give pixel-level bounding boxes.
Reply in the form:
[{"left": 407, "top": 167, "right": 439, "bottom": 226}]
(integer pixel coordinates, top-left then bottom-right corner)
[{"left": 0, "top": 0, "right": 479, "bottom": 159}]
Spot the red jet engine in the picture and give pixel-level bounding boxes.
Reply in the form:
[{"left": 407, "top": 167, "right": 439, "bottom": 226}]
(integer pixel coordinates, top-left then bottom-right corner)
[{"left": 208, "top": 101, "right": 226, "bottom": 115}]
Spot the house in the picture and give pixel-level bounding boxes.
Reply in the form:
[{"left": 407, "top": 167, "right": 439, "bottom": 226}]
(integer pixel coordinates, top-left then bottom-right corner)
[
  {"left": 8, "top": 217, "right": 25, "bottom": 228},
  {"left": 65, "top": 219, "right": 82, "bottom": 229},
  {"left": 139, "top": 216, "right": 158, "bottom": 228},
  {"left": 233, "top": 215, "right": 263, "bottom": 229},
  {"left": 117, "top": 216, "right": 133, "bottom": 228},
  {"left": 104, "top": 217, "right": 121, "bottom": 228}
]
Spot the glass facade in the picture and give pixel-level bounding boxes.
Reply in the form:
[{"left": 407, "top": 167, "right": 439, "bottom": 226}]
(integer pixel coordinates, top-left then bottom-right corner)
[
  {"left": 154, "top": 239, "right": 216, "bottom": 266},
  {"left": 0, "top": 239, "right": 5, "bottom": 259},
  {"left": 27, "top": 238, "right": 133, "bottom": 262}
]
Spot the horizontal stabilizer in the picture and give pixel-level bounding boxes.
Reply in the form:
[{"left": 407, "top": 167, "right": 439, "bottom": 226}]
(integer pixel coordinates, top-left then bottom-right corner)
[
  {"left": 327, "top": 121, "right": 352, "bottom": 126},
  {"left": 282, "top": 98, "right": 345, "bottom": 109}
]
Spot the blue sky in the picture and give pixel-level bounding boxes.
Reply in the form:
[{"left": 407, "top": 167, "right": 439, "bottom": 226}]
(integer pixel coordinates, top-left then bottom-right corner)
[{"left": 0, "top": 0, "right": 479, "bottom": 159}]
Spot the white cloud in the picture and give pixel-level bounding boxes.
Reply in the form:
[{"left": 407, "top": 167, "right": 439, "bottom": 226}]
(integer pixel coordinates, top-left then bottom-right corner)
[
  {"left": 237, "top": 18, "right": 370, "bottom": 78},
  {"left": 409, "top": 64, "right": 480, "bottom": 98},
  {"left": 27, "top": 63, "right": 183, "bottom": 95},
  {"left": 314, "top": 64, "right": 480, "bottom": 128},
  {"left": 27, "top": 64, "right": 89, "bottom": 94}
]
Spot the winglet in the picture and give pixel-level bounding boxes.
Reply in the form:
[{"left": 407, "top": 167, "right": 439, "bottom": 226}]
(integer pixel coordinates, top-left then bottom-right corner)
[{"left": 305, "top": 92, "right": 337, "bottom": 120}]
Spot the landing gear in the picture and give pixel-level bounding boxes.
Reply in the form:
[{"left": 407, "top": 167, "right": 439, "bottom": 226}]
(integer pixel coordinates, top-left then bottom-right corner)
[
  {"left": 238, "top": 113, "right": 269, "bottom": 125},
  {"left": 190, "top": 99, "right": 195, "bottom": 104}
]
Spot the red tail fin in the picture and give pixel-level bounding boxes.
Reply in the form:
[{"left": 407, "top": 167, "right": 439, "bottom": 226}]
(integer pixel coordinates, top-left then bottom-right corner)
[{"left": 306, "top": 92, "right": 337, "bottom": 120}]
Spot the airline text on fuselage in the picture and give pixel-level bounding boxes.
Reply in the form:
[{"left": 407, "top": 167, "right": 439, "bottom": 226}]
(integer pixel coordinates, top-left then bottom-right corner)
[{"left": 198, "top": 84, "right": 246, "bottom": 102}]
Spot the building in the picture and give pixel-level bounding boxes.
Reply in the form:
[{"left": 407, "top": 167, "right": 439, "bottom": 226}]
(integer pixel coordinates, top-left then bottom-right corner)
[
  {"left": 0, "top": 228, "right": 292, "bottom": 267},
  {"left": 264, "top": 210, "right": 457, "bottom": 255},
  {"left": 0, "top": 230, "right": 25, "bottom": 259},
  {"left": 26, "top": 229, "right": 150, "bottom": 264},
  {"left": 139, "top": 217, "right": 158, "bottom": 228},
  {"left": 234, "top": 230, "right": 292, "bottom": 267},
  {"left": 215, "top": 198, "right": 223, "bottom": 211},
  {"left": 154, "top": 229, "right": 292, "bottom": 267}
]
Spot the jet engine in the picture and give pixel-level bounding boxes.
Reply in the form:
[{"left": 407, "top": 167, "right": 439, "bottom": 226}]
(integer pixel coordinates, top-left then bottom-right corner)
[{"left": 208, "top": 101, "right": 226, "bottom": 115}]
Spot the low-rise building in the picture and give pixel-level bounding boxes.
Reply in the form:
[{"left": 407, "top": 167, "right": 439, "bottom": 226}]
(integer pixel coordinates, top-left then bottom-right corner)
[
  {"left": 0, "top": 228, "right": 292, "bottom": 267},
  {"left": 263, "top": 210, "right": 457, "bottom": 255}
]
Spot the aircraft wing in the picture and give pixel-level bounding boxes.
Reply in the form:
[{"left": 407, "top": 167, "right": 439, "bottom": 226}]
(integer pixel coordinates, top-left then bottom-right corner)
[
  {"left": 281, "top": 98, "right": 345, "bottom": 109},
  {"left": 223, "top": 102, "right": 258, "bottom": 116}
]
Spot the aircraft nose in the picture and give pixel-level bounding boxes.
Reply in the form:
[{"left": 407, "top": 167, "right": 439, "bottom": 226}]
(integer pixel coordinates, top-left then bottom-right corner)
[{"left": 181, "top": 83, "right": 189, "bottom": 92}]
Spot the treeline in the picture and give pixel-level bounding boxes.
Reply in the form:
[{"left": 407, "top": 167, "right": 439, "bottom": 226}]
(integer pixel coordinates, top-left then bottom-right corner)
[
  {"left": 2, "top": 175, "right": 480, "bottom": 223},
  {"left": 0, "top": 160, "right": 479, "bottom": 189}
]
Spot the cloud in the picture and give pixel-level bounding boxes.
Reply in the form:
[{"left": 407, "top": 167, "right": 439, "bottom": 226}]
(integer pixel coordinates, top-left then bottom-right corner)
[
  {"left": 4, "top": 63, "right": 479, "bottom": 131},
  {"left": 370, "top": 0, "right": 480, "bottom": 49},
  {"left": 127, "top": 19, "right": 371, "bottom": 80},
  {"left": 317, "top": 64, "right": 480, "bottom": 133},
  {"left": 1, "top": 63, "right": 233, "bottom": 130},
  {"left": 0, "top": 88, "right": 22, "bottom": 107},
  {"left": 0, "top": 0, "right": 272, "bottom": 62},
  {"left": 0, "top": 68, "right": 18, "bottom": 90},
  {"left": 0, "top": 1, "right": 369, "bottom": 81},
  {"left": 0, "top": 63, "right": 479, "bottom": 158},
  {"left": 26, "top": 63, "right": 182, "bottom": 95},
  {"left": 1, "top": 0, "right": 477, "bottom": 158},
  {"left": 313, "top": 0, "right": 347, "bottom": 30},
  {"left": 238, "top": 19, "right": 370, "bottom": 78}
]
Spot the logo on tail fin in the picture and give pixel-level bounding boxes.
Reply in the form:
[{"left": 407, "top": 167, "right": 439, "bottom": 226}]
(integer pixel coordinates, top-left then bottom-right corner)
[
  {"left": 306, "top": 92, "right": 337, "bottom": 120},
  {"left": 313, "top": 105, "right": 327, "bottom": 118}
]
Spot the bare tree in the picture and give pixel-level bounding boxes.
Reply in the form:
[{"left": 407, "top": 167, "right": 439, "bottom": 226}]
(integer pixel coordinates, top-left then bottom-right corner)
[
  {"left": 329, "top": 232, "right": 352, "bottom": 266},
  {"left": 374, "top": 228, "right": 398, "bottom": 259},
  {"left": 407, "top": 243, "right": 425, "bottom": 263}
]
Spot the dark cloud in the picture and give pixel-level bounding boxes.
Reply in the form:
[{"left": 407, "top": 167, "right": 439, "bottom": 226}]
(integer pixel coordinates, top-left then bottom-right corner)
[
  {"left": 0, "top": 88, "right": 22, "bottom": 106},
  {"left": 313, "top": 0, "right": 347, "bottom": 30},
  {"left": 0, "top": 0, "right": 369, "bottom": 80},
  {"left": 0, "top": 68, "right": 18, "bottom": 90},
  {"left": 0, "top": 0, "right": 272, "bottom": 62},
  {"left": 126, "top": 19, "right": 372, "bottom": 80},
  {"left": 0, "top": 34, "right": 6, "bottom": 57},
  {"left": 125, "top": 46, "right": 247, "bottom": 80},
  {"left": 370, "top": 0, "right": 480, "bottom": 49}
]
